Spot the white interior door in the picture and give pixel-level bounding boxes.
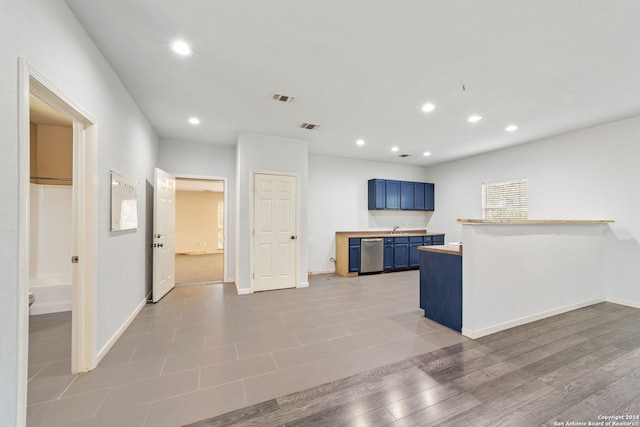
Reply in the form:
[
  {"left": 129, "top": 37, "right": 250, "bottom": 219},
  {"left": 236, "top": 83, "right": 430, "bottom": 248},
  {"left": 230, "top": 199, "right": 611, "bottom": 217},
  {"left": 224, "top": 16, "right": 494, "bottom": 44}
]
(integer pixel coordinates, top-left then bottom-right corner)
[
  {"left": 152, "top": 167, "right": 176, "bottom": 302},
  {"left": 253, "top": 173, "right": 297, "bottom": 292}
]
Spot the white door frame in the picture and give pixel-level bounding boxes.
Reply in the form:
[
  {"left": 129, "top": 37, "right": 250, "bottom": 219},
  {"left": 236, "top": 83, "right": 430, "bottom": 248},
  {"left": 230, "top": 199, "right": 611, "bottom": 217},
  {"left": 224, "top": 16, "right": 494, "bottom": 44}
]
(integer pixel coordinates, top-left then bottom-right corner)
[
  {"left": 17, "top": 59, "right": 98, "bottom": 425},
  {"left": 174, "top": 174, "right": 230, "bottom": 283},
  {"left": 250, "top": 170, "right": 299, "bottom": 292}
]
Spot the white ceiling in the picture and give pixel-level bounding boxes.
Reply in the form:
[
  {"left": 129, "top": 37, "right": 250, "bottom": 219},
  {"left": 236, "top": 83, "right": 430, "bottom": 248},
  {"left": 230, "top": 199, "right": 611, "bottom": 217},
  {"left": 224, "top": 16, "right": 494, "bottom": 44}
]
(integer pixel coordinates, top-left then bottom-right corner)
[
  {"left": 65, "top": 0, "right": 640, "bottom": 166},
  {"left": 30, "top": 95, "right": 72, "bottom": 127},
  {"left": 176, "top": 178, "right": 224, "bottom": 193}
]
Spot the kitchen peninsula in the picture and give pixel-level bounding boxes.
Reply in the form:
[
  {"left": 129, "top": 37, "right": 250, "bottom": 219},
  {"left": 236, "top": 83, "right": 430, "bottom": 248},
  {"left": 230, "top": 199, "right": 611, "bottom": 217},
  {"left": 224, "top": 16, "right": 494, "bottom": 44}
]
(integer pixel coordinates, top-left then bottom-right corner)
[
  {"left": 335, "top": 230, "right": 445, "bottom": 277},
  {"left": 419, "top": 243, "right": 463, "bottom": 332},
  {"left": 418, "top": 219, "right": 613, "bottom": 339}
]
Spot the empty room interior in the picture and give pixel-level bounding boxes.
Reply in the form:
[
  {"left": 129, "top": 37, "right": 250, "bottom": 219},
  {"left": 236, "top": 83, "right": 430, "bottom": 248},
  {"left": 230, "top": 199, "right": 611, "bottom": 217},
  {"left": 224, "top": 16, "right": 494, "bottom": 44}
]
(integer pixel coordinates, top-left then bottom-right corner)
[{"left": 2, "top": 1, "right": 640, "bottom": 426}]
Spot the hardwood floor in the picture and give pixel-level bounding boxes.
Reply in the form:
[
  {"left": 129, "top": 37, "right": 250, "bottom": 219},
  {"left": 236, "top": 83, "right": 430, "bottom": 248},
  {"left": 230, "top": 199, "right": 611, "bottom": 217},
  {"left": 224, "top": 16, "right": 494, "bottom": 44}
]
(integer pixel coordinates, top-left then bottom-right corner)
[{"left": 186, "top": 302, "right": 640, "bottom": 427}]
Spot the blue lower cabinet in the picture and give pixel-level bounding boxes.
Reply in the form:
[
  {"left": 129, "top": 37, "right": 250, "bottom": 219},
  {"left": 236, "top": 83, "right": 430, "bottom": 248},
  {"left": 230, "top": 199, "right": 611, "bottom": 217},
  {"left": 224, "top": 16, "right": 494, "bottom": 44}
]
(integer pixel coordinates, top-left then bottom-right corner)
[
  {"left": 393, "top": 237, "right": 409, "bottom": 269},
  {"left": 384, "top": 238, "right": 394, "bottom": 270},
  {"left": 349, "top": 234, "right": 446, "bottom": 274},
  {"left": 419, "top": 250, "right": 462, "bottom": 332},
  {"left": 348, "top": 238, "right": 361, "bottom": 272},
  {"left": 409, "top": 236, "right": 423, "bottom": 268}
]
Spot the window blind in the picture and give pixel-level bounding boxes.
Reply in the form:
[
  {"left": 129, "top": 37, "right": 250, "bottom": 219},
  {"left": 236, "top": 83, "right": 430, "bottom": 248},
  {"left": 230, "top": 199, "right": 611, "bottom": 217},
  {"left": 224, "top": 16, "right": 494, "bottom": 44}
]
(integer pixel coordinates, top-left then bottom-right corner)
[{"left": 482, "top": 178, "right": 528, "bottom": 220}]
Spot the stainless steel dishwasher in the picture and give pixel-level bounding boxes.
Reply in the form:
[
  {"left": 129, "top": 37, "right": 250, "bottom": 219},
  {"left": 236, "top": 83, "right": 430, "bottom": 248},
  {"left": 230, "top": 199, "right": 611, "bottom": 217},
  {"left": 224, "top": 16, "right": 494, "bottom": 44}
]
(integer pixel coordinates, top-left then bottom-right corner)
[{"left": 360, "top": 238, "right": 384, "bottom": 273}]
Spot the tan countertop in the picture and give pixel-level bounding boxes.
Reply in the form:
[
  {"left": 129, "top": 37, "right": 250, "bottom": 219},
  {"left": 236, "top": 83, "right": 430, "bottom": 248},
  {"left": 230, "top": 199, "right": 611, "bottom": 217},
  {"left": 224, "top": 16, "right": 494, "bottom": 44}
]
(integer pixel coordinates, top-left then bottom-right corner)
[
  {"left": 419, "top": 244, "right": 463, "bottom": 256},
  {"left": 336, "top": 229, "right": 443, "bottom": 238},
  {"left": 457, "top": 219, "right": 614, "bottom": 224}
]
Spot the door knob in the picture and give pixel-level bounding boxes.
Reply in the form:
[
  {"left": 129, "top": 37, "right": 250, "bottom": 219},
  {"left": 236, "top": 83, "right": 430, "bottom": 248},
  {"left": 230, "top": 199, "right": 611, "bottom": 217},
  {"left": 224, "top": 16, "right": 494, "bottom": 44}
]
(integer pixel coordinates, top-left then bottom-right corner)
[{"left": 290, "top": 235, "right": 296, "bottom": 240}]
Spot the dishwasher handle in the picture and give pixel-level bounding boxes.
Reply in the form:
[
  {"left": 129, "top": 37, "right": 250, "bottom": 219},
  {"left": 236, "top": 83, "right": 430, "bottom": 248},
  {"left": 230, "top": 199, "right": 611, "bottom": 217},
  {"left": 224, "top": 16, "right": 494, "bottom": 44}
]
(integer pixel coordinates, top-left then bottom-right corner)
[{"left": 361, "top": 238, "right": 383, "bottom": 242}]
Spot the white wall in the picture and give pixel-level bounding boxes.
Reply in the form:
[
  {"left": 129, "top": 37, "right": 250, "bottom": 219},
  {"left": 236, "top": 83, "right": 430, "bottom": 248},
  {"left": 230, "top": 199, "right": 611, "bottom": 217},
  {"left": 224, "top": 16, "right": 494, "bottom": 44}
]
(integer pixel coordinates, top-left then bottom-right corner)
[
  {"left": 308, "top": 154, "right": 432, "bottom": 273},
  {"left": 0, "top": 0, "right": 158, "bottom": 422},
  {"left": 157, "top": 138, "right": 236, "bottom": 279},
  {"left": 236, "top": 133, "right": 309, "bottom": 291},
  {"left": 425, "top": 115, "right": 640, "bottom": 308},
  {"left": 462, "top": 223, "right": 608, "bottom": 338}
]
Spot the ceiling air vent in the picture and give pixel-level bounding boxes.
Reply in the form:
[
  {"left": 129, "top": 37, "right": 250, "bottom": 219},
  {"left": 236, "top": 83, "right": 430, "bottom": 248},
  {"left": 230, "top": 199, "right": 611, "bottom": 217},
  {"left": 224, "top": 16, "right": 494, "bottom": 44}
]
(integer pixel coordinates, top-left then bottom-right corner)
[
  {"left": 300, "top": 122, "right": 321, "bottom": 130},
  {"left": 398, "top": 153, "right": 412, "bottom": 158},
  {"left": 272, "top": 93, "right": 296, "bottom": 103}
]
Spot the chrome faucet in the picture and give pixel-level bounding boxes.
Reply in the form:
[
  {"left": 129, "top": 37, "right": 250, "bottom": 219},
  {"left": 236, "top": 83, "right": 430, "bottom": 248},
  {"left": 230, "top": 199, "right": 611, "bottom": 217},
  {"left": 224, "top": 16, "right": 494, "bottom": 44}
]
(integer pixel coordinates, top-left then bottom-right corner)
[{"left": 392, "top": 225, "right": 400, "bottom": 234}]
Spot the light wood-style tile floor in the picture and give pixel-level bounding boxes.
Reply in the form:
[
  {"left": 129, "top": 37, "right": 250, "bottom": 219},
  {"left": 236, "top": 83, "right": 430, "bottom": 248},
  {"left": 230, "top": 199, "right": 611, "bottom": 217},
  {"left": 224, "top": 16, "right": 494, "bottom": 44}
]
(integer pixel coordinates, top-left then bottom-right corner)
[{"left": 26, "top": 271, "right": 640, "bottom": 426}]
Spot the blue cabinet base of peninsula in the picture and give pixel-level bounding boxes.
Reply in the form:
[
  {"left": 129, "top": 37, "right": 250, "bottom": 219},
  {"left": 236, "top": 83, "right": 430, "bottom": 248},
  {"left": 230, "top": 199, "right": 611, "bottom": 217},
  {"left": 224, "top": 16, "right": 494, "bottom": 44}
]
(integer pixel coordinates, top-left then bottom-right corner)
[{"left": 419, "top": 250, "right": 462, "bottom": 332}]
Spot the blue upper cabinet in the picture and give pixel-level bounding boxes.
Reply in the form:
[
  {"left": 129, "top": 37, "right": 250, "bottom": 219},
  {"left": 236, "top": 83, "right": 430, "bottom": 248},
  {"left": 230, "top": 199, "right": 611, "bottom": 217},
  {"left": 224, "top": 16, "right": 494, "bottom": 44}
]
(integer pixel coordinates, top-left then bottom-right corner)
[
  {"left": 367, "top": 179, "right": 386, "bottom": 210},
  {"left": 400, "top": 182, "right": 414, "bottom": 210},
  {"left": 385, "top": 180, "right": 401, "bottom": 210},
  {"left": 414, "top": 182, "right": 426, "bottom": 210},
  {"left": 368, "top": 179, "right": 434, "bottom": 211},
  {"left": 424, "top": 183, "right": 435, "bottom": 211}
]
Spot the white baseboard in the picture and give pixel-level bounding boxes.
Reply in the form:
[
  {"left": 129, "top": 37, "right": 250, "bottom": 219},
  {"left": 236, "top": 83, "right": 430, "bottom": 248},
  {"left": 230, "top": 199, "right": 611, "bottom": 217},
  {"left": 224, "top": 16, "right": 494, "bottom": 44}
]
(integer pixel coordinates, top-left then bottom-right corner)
[
  {"left": 297, "top": 281, "right": 309, "bottom": 288},
  {"left": 236, "top": 284, "right": 252, "bottom": 295},
  {"left": 96, "top": 296, "right": 147, "bottom": 365},
  {"left": 463, "top": 298, "right": 605, "bottom": 339},
  {"left": 606, "top": 297, "right": 640, "bottom": 309}
]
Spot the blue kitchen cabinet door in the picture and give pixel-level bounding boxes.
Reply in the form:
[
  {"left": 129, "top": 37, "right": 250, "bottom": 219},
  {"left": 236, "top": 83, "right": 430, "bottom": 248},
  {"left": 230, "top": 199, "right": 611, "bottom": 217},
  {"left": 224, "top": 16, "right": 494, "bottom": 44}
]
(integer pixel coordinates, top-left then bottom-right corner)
[
  {"left": 400, "top": 181, "right": 414, "bottom": 210},
  {"left": 393, "top": 237, "right": 409, "bottom": 269},
  {"left": 432, "top": 234, "right": 445, "bottom": 245},
  {"left": 367, "top": 179, "right": 385, "bottom": 210},
  {"left": 424, "top": 183, "right": 435, "bottom": 211},
  {"left": 349, "top": 238, "right": 361, "bottom": 272},
  {"left": 385, "top": 180, "right": 400, "bottom": 209},
  {"left": 414, "top": 182, "right": 426, "bottom": 210},
  {"left": 384, "top": 239, "right": 394, "bottom": 270},
  {"left": 409, "top": 236, "right": 424, "bottom": 268}
]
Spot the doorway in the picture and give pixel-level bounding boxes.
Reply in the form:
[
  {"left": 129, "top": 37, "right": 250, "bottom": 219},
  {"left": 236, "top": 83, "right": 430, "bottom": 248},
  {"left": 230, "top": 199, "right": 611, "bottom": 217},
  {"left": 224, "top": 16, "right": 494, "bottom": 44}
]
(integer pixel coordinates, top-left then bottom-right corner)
[
  {"left": 174, "top": 178, "right": 226, "bottom": 285},
  {"left": 17, "top": 60, "right": 97, "bottom": 425}
]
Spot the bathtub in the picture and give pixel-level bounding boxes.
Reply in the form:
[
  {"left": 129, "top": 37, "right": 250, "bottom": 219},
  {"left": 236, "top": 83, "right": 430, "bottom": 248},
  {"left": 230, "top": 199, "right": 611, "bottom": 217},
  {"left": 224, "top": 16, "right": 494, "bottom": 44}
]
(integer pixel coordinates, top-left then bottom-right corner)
[
  {"left": 29, "top": 183, "right": 73, "bottom": 315},
  {"left": 29, "top": 276, "right": 72, "bottom": 315}
]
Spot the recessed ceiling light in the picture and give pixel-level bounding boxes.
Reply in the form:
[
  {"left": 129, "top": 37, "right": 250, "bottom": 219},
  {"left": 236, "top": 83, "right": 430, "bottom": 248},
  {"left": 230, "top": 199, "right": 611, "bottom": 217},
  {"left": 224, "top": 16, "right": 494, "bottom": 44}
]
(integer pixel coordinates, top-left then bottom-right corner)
[
  {"left": 171, "top": 40, "right": 193, "bottom": 56},
  {"left": 421, "top": 103, "right": 435, "bottom": 113},
  {"left": 468, "top": 115, "right": 482, "bottom": 123},
  {"left": 391, "top": 146, "right": 399, "bottom": 152},
  {"left": 423, "top": 151, "right": 431, "bottom": 157},
  {"left": 505, "top": 125, "right": 518, "bottom": 132},
  {"left": 188, "top": 117, "right": 200, "bottom": 125},
  {"left": 356, "top": 139, "right": 365, "bottom": 146}
]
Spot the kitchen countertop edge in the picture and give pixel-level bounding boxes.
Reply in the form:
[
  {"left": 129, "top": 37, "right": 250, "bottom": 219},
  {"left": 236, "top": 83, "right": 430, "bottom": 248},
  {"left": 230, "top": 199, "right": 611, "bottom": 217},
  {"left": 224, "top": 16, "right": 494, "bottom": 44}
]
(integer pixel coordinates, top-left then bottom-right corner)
[
  {"left": 336, "top": 230, "right": 443, "bottom": 238},
  {"left": 418, "top": 245, "right": 463, "bottom": 256}
]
